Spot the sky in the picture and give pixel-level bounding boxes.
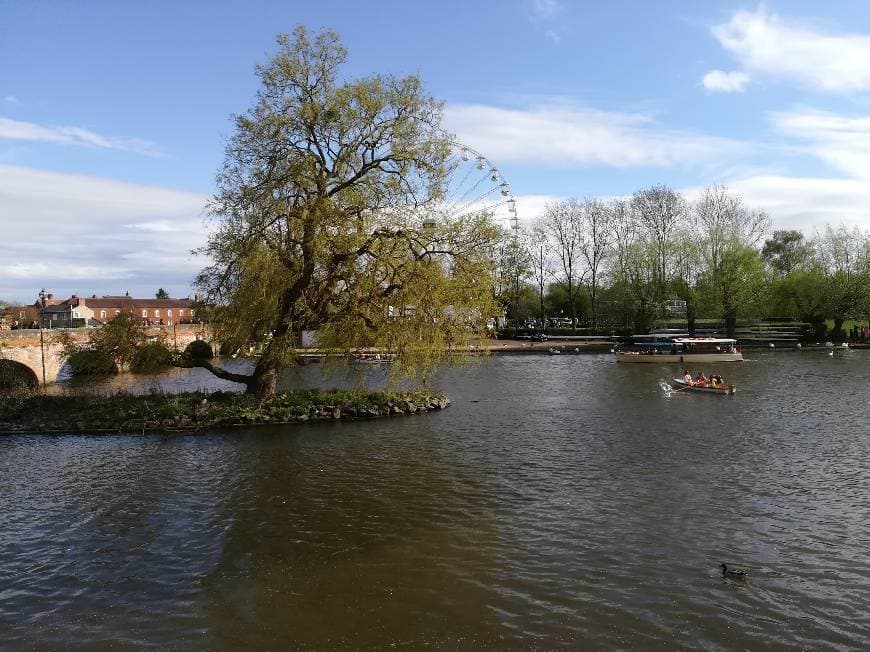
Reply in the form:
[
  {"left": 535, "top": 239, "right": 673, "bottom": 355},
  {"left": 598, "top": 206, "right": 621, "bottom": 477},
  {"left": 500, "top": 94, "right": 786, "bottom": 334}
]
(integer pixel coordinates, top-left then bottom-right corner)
[{"left": 4, "top": 1, "right": 870, "bottom": 301}]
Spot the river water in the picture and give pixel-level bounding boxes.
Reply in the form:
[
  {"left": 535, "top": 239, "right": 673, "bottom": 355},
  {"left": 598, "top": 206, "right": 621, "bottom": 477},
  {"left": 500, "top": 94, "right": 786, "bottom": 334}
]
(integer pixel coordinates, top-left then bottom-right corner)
[{"left": 2, "top": 350, "right": 869, "bottom": 648}]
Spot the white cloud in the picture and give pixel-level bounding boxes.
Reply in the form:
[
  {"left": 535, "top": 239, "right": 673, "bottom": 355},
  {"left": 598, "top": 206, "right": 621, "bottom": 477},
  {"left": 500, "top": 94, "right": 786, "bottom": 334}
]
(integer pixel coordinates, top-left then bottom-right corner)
[
  {"left": 727, "top": 175, "right": 870, "bottom": 232},
  {"left": 701, "top": 69, "right": 750, "bottom": 93},
  {"left": 544, "top": 30, "right": 561, "bottom": 45},
  {"left": 771, "top": 108, "right": 870, "bottom": 178},
  {"left": 0, "top": 165, "right": 208, "bottom": 300},
  {"left": 444, "top": 102, "right": 747, "bottom": 169},
  {"left": 712, "top": 6, "right": 870, "bottom": 92},
  {"left": 2, "top": 95, "right": 21, "bottom": 105},
  {"left": 0, "top": 116, "right": 162, "bottom": 156},
  {"left": 531, "top": 0, "right": 563, "bottom": 21},
  {"left": 512, "top": 194, "right": 563, "bottom": 225}
]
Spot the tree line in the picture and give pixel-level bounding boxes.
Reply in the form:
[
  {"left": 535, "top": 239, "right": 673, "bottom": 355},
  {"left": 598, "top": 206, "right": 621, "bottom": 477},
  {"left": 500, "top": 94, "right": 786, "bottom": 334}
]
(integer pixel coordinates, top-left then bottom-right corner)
[{"left": 494, "top": 184, "right": 870, "bottom": 340}]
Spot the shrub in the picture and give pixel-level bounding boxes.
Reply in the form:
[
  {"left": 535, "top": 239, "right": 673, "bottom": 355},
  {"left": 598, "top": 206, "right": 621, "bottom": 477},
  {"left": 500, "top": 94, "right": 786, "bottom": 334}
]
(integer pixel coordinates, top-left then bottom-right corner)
[
  {"left": 66, "top": 348, "right": 118, "bottom": 376},
  {"left": 130, "top": 341, "right": 175, "bottom": 374},
  {"left": 184, "top": 339, "right": 214, "bottom": 360}
]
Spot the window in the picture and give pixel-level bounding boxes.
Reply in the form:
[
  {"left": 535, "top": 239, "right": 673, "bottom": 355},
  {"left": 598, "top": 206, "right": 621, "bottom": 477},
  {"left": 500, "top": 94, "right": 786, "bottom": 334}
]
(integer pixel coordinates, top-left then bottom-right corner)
[
  {"left": 179, "top": 309, "right": 184, "bottom": 316},
  {"left": 142, "top": 309, "right": 148, "bottom": 318},
  {"left": 167, "top": 309, "right": 173, "bottom": 317},
  {"left": 155, "top": 309, "right": 160, "bottom": 318},
  {"left": 100, "top": 310, "right": 107, "bottom": 319},
  {"left": 168, "top": 320, "right": 173, "bottom": 326}
]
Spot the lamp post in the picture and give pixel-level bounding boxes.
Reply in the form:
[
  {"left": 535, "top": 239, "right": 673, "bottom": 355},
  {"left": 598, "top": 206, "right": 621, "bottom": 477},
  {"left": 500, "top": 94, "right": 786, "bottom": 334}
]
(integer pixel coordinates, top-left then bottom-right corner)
[{"left": 38, "top": 288, "right": 47, "bottom": 388}]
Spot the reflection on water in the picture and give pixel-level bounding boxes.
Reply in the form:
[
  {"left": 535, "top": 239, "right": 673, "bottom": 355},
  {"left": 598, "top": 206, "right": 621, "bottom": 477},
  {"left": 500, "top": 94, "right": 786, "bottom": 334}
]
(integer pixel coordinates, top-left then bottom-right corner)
[{"left": 3, "top": 351, "right": 870, "bottom": 647}]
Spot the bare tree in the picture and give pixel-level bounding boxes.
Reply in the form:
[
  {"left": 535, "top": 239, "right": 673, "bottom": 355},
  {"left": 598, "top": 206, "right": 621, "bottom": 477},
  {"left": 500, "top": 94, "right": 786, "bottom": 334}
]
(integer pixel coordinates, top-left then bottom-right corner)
[
  {"left": 631, "top": 185, "right": 686, "bottom": 312},
  {"left": 693, "top": 185, "right": 768, "bottom": 274},
  {"left": 692, "top": 185, "right": 770, "bottom": 336},
  {"left": 579, "top": 198, "right": 612, "bottom": 330},
  {"left": 812, "top": 224, "right": 870, "bottom": 339},
  {"left": 530, "top": 223, "right": 556, "bottom": 330},
  {"left": 541, "top": 199, "right": 584, "bottom": 330}
]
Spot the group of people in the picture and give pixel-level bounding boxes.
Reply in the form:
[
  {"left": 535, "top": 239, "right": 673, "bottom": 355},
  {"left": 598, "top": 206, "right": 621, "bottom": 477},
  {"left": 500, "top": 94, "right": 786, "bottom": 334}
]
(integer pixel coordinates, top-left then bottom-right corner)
[{"left": 682, "top": 370, "right": 725, "bottom": 388}]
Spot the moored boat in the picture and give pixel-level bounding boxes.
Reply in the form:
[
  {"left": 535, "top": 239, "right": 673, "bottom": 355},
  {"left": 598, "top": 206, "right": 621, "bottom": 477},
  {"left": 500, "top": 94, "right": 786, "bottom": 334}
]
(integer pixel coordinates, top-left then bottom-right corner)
[
  {"left": 614, "top": 336, "right": 743, "bottom": 363},
  {"left": 669, "top": 378, "right": 736, "bottom": 395}
]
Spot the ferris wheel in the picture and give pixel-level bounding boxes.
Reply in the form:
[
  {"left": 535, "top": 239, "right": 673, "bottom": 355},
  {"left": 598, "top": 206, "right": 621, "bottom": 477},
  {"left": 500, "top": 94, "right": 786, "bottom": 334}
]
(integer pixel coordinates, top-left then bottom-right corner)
[{"left": 420, "top": 142, "right": 519, "bottom": 233}]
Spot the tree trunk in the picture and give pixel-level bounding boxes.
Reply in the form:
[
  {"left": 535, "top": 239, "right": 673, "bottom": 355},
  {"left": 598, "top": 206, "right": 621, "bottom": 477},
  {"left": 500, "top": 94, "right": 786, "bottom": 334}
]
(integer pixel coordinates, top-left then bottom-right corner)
[
  {"left": 591, "top": 270, "right": 597, "bottom": 332},
  {"left": 724, "top": 313, "right": 737, "bottom": 339},
  {"left": 568, "top": 278, "right": 576, "bottom": 334},
  {"left": 249, "top": 367, "right": 278, "bottom": 400},
  {"left": 686, "top": 299, "right": 697, "bottom": 337},
  {"left": 832, "top": 317, "right": 845, "bottom": 342}
]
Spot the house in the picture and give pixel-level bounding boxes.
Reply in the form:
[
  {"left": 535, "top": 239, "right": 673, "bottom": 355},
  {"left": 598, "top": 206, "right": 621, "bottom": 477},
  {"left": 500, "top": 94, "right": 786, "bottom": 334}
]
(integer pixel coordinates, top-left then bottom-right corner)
[
  {"left": 32, "top": 293, "right": 196, "bottom": 328},
  {"left": 0, "top": 303, "right": 41, "bottom": 328},
  {"left": 84, "top": 295, "right": 195, "bottom": 326}
]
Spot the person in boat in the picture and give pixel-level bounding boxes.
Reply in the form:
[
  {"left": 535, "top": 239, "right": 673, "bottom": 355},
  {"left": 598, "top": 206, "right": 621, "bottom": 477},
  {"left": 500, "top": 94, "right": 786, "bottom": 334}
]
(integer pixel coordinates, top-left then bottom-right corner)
[
  {"left": 695, "top": 371, "right": 708, "bottom": 387},
  {"left": 683, "top": 370, "right": 693, "bottom": 385},
  {"left": 709, "top": 374, "right": 718, "bottom": 388}
]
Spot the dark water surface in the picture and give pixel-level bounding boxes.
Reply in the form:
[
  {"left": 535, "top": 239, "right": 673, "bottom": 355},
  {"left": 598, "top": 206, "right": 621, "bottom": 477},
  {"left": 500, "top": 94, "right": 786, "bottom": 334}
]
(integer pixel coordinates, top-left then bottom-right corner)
[{"left": 3, "top": 351, "right": 870, "bottom": 648}]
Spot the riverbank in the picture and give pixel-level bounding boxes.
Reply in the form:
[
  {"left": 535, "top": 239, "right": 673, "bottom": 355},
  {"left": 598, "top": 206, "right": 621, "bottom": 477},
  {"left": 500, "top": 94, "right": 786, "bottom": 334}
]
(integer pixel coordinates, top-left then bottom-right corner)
[{"left": 0, "top": 388, "right": 450, "bottom": 434}]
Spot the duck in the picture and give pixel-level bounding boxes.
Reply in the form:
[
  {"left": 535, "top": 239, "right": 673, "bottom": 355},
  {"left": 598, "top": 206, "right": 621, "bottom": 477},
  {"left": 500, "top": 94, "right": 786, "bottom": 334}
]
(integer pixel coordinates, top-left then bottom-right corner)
[{"left": 720, "top": 563, "right": 747, "bottom": 578}]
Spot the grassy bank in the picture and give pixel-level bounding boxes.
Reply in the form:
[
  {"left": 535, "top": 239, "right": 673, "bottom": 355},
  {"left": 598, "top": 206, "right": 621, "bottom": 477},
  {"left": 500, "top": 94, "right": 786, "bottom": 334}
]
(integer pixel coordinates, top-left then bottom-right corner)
[{"left": 0, "top": 388, "right": 450, "bottom": 434}]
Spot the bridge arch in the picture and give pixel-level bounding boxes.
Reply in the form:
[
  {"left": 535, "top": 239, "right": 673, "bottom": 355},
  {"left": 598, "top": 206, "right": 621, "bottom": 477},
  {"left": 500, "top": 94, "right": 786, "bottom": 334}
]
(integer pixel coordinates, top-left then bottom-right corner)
[{"left": 0, "top": 359, "right": 39, "bottom": 389}]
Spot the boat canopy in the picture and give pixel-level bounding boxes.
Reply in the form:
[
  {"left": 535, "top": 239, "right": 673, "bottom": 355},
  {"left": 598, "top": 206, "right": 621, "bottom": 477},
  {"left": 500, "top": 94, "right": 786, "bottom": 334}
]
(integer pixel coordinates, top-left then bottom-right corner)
[{"left": 672, "top": 337, "right": 737, "bottom": 344}]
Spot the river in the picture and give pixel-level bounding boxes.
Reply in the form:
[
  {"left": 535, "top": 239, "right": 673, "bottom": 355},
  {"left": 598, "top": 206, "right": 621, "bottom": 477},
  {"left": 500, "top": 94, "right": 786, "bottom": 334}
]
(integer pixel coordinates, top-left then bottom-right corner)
[{"left": 2, "top": 350, "right": 869, "bottom": 648}]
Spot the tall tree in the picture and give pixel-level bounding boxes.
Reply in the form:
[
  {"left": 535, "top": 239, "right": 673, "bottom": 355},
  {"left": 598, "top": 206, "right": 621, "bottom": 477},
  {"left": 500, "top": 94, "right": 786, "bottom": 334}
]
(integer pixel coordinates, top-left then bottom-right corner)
[
  {"left": 609, "top": 200, "right": 656, "bottom": 332},
  {"left": 493, "top": 231, "right": 533, "bottom": 324},
  {"left": 692, "top": 185, "right": 769, "bottom": 336},
  {"left": 812, "top": 224, "right": 870, "bottom": 339},
  {"left": 631, "top": 185, "right": 686, "bottom": 314},
  {"left": 579, "top": 198, "right": 612, "bottom": 330},
  {"left": 193, "top": 27, "right": 500, "bottom": 397},
  {"left": 541, "top": 199, "right": 583, "bottom": 330},
  {"left": 155, "top": 288, "right": 170, "bottom": 299},
  {"left": 529, "top": 224, "right": 555, "bottom": 329},
  {"left": 761, "top": 230, "right": 810, "bottom": 276}
]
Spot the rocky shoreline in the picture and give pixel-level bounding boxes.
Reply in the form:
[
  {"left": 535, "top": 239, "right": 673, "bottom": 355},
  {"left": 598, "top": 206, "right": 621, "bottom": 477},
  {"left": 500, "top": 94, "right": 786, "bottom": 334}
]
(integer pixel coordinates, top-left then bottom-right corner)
[{"left": 0, "top": 389, "right": 450, "bottom": 434}]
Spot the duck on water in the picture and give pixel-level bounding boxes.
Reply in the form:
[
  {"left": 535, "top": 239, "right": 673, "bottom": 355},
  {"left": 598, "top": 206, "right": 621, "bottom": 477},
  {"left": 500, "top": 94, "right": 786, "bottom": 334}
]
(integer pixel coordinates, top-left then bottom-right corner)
[{"left": 721, "top": 563, "right": 747, "bottom": 578}]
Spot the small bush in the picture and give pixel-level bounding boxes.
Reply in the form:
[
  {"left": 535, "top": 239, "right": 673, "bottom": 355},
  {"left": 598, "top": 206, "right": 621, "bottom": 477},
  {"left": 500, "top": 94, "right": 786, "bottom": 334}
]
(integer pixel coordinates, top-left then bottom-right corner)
[
  {"left": 66, "top": 349, "right": 118, "bottom": 376},
  {"left": 184, "top": 339, "right": 214, "bottom": 360},
  {"left": 130, "top": 342, "right": 174, "bottom": 374}
]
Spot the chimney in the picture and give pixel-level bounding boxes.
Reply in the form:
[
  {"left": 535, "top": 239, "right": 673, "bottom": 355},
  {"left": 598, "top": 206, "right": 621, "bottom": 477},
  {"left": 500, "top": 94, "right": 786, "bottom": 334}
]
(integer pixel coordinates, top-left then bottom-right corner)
[
  {"left": 125, "top": 291, "right": 129, "bottom": 297},
  {"left": 92, "top": 294, "right": 96, "bottom": 298}
]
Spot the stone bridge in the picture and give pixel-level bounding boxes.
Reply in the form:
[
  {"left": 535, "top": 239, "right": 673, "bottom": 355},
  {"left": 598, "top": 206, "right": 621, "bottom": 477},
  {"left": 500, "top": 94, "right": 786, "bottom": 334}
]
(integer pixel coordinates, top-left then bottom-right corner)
[{"left": 0, "top": 324, "right": 210, "bottom": 386}]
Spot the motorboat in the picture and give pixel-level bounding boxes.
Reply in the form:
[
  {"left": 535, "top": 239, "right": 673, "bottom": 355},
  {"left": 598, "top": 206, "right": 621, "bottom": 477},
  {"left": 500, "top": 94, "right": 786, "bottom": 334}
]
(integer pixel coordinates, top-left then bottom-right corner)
[{"left": 615, "top": 336, "right": 743, "bottom": 363}]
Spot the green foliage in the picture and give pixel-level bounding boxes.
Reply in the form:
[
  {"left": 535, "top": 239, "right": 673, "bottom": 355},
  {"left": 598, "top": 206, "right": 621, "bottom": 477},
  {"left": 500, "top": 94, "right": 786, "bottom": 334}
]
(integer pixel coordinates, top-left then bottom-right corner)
[
  {"left": 130, "top": 341, "right": 174, "bottom": 374},
  {"left": 183, "top": 339, "right": 214, "bottom": 360},
  {"left": 55, "top": 313, "right": 163, "bottom": 377},
  {"left": 195, "top": 26, "right": 501, "bottom": 395},
  {"left": 89, "top": 312, "right": 148, "bottom": 369},
  {"left": 66, "top": 349, "right": 118, "bottom": 376},
  {"left": 155, "top": 288, "right": 170, "bottom": 299},
  {"left": 0, "top": 388, "right": 447, "bottom": 432},
  {"left": 762, "top": 230, "right": 810, "bottom": 276}
]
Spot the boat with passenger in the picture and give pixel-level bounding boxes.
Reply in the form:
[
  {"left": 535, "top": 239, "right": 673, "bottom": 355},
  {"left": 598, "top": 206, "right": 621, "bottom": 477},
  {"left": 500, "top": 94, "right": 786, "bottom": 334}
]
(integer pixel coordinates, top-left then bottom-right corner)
[
  {"left": 669, "top": 378, "right": 736, "bottom": 395},
  {"left": 614, "top": 335, "right": 743, "bottom": 363}
]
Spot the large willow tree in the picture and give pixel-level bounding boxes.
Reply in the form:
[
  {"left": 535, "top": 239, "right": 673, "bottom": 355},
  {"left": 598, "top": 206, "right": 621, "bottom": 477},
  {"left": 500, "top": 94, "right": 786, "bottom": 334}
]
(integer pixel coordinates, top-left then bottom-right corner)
[{"left": 193, "top": 27, "right": 500, "bottom": 397}]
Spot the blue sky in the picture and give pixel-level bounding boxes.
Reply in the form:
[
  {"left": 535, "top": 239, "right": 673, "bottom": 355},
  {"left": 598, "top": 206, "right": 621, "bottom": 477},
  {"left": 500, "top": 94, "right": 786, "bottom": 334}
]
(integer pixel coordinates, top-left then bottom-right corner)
[{"left": 4, "top": 1, "right": 870, "bottom": 301}]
